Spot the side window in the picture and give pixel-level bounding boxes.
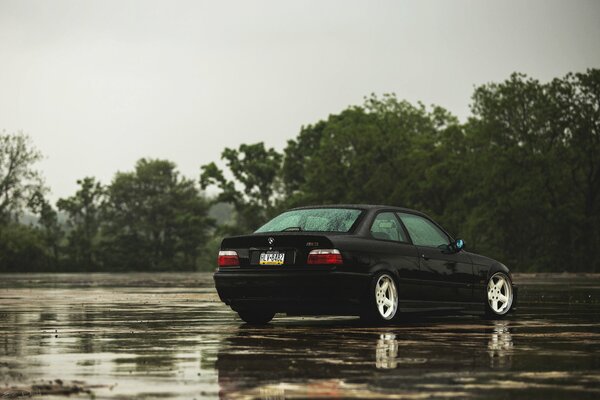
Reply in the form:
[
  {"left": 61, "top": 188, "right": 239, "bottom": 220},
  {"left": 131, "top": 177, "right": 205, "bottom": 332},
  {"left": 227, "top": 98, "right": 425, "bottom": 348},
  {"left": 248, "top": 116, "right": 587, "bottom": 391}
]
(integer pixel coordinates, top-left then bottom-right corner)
[
  {"left": 397, "top": 213, "right": 450, "bottom": 247},
  {"left": 370, "top": 212, "right": 407, "bottom": 242}
]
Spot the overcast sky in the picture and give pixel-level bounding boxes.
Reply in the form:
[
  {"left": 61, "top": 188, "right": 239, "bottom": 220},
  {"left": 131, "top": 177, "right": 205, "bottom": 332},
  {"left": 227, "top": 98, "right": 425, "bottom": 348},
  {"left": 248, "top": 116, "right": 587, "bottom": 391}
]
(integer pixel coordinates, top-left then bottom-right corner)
[{"left": 1, "top": 0, "right": 599, "bottom": 201}]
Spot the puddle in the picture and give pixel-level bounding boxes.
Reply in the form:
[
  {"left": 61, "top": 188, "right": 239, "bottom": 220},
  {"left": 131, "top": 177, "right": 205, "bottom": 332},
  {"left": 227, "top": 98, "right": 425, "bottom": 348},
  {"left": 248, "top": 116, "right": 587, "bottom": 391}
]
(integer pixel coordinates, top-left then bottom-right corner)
[{"left": 0, "top": 273, "right": 599, "bottom": 399}]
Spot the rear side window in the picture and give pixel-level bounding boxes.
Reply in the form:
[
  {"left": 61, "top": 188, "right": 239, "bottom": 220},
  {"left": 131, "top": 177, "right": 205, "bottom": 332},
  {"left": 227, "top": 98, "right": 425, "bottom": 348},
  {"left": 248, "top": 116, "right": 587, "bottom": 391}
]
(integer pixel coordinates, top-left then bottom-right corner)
[
  {"left": 255, "top": 208, "right": 362, "bottom": 233},
  {"left": 397, "top": 212, "right": 450, "bottom": 247},
  {"left": 370, "top": 212, "right": 407, "bottom": 242}
]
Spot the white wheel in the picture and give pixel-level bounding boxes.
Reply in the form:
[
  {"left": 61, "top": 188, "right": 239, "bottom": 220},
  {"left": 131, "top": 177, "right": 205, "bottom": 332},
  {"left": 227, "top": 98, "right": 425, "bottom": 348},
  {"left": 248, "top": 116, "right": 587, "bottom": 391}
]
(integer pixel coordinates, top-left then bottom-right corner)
[
  {"left": 374, "top": 274, "right": 398, "bottom": 320},
  {"left": 487, "top": 272, "right": 513, "bottom": 316}
]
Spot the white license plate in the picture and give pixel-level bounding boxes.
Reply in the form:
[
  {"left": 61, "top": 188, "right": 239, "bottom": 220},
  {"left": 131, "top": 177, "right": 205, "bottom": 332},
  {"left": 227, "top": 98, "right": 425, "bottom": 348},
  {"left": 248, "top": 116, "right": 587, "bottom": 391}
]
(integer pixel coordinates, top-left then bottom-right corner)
[{"left": 259, "top": 251, "right": 285, "bottom": 265}]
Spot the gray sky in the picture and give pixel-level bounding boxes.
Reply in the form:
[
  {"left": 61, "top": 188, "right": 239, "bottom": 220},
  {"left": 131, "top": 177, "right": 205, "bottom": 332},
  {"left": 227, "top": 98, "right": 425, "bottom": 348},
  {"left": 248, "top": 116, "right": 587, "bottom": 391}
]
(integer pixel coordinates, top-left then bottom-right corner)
[{"left": 1, "top": 0, "right": 599, "bottom": 202}]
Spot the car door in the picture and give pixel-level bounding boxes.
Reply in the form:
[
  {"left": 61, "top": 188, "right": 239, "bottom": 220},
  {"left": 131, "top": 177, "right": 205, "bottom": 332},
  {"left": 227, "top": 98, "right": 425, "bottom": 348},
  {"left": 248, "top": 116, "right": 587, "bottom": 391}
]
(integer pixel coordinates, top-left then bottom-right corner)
[
  {"left": 367, "top": 211, "right": 421, "bottom": 301},
  {"left": 396, "top": 212, "right": 473, "bottom": 304}
]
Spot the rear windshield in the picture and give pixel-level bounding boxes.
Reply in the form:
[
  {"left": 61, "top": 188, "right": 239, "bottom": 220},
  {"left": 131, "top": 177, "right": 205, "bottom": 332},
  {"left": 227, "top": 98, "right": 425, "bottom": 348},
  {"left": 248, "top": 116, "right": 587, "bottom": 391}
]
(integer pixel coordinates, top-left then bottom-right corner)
[{"left": 255, "top": 208, "right": 363, "bottom": 233}]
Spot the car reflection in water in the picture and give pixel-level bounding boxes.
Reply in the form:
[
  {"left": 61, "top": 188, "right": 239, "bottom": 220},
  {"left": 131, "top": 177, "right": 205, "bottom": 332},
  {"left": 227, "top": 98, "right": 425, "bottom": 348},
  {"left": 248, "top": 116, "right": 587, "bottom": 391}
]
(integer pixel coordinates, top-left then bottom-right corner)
[
  {"left": 376, "top": 333, "right": 399, "bottom": 369},
  {"left": 377, "top": 321, "right": 513, "bottom": 370},
  {"left": 216, "top": 320, "right": 516, "bottom": 399},
  {"left": 487, "top": 321, "right": 514, "bottom": 369},
  {"left": 375, "top": 333, "right": 428, "bottom": 369}
]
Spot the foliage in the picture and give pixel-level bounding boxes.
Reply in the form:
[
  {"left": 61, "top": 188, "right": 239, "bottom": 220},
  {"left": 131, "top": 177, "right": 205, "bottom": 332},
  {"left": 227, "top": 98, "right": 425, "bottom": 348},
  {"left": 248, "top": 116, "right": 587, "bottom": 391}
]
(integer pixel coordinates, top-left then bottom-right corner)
[
  {"left": 200, "top": 142, "right": 282, "bottom": 234},
  {"left": 0, "top": 132, "right": 45, "bottom": 222},
  {"left": 30, "top": 194, "right": 63, "bottom": 270},
  {"left": 206, "top": 70, "right": 599, "bottom": 272},
  {"left": 1, "top": 69, "right": 599, "bottom": 272},
  {"left": 102, "top": 159, "right": 214, "bottom": 271},
  {"left": 0, "top": 222, "right": 46, "bottom": 272},
  {"left": 57, "top": 177, "right": 104, "bottom": 270},
  {"left": 0, "top": 157, "right": 214, "bottom": 272},
  {"left": 464, "top": 70, "right": 600, "bottom": 271}
]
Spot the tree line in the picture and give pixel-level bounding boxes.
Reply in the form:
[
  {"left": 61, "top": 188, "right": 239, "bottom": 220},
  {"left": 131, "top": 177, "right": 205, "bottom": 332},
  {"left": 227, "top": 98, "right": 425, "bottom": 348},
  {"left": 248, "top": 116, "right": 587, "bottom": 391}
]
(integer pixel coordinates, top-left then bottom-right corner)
[
  {"left": 1, "top": 69, "right": 599, "bottom": 272},
  {"left": 0, "top": 153, "right": 214, "bottom": 272}
]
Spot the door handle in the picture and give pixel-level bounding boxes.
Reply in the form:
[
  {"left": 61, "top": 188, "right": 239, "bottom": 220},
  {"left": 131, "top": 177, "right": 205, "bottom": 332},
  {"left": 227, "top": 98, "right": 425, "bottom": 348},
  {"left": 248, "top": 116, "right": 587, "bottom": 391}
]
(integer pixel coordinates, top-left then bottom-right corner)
[{"left": 421, "top": 254, "right": 429, "bottom": 260}]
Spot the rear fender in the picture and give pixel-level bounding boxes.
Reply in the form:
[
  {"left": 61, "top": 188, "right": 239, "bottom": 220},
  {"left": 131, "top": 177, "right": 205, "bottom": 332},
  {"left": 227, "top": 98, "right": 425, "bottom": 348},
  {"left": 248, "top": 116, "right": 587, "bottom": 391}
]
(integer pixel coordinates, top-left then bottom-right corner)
[
  {"left": 367, "top": 263, "right": 400, "bottom": 288},
  {"left": 487, "top": 263, "right": 512, "bottom": 282}
]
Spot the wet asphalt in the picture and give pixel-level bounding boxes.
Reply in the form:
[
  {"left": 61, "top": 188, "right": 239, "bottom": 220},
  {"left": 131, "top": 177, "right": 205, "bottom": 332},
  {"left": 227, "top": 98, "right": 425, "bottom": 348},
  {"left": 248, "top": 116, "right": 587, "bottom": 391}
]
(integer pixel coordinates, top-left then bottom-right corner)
[{"left": 0, "top": 273, "right": 599, "bottom": 399}]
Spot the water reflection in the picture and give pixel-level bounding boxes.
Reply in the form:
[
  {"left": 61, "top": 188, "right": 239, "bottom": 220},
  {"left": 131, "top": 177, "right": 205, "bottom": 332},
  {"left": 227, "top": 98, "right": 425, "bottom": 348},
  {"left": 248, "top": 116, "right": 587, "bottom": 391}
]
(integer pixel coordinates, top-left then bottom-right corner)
[
  {"left": 374, "top": 325, "right": 511, "bottom": 371},
  {"left": 488, "top": 321, "right": 513, "bottom": 369},
  {"left": 216, "top": 321, "right": 515, "bottom": 399},
  {"left": 374, "top": 332, "right": 429, "bottom": 369},
  {"left": 1, "top": 273, "right": 599, "bottom": 399},
  {"left": 375, "top": 333, "right": 398, "bottom": 369}
]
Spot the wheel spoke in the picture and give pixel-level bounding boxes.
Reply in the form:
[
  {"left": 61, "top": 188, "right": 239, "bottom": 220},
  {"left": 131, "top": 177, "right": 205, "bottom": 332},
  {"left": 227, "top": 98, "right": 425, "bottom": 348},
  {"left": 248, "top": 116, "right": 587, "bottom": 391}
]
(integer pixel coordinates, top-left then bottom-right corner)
[
  {"left": 498, "top": 294, "right": 508, "bottom": 303},
  {"left": 492, "top": 299, "right": 499, "bottom": 311},
  {"left": 495, "top": 278, "right": 504, "bottom": 290},
  {"left": 384, "top": 297, "right": 393, "bottom": 307},
  {"left": 380, "top": 280, "right": 389, "bottom": 292}
]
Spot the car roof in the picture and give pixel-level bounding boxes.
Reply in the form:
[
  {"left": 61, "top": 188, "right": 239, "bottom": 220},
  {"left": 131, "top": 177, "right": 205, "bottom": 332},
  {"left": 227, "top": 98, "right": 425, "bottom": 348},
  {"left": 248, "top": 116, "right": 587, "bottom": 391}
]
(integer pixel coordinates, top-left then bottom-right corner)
[{"left": 290, "top": 204, "right": 424, "bottom": 215}]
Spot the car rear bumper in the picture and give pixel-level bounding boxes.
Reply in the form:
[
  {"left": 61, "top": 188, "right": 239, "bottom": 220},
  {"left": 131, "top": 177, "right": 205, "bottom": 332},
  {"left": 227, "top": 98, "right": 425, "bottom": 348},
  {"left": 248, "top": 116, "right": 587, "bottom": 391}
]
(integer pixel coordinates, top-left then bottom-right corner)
[{"left": 213, "top": 268, "right": 370, "bottom": 315}]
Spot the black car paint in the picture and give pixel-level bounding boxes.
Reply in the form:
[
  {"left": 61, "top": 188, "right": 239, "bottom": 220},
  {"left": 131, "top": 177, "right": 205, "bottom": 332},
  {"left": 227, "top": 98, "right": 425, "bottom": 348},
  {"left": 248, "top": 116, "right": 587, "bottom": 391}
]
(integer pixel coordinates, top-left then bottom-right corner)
[{"left": 214, "top": 204, "right": 516, "bottom": 316}]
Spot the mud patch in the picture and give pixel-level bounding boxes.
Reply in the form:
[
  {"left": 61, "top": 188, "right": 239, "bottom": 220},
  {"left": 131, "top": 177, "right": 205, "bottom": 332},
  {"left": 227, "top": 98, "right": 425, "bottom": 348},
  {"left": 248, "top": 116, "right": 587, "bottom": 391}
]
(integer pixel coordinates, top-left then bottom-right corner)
[{"left": 1, "top": 379, "right": 104, "bottom": 398}]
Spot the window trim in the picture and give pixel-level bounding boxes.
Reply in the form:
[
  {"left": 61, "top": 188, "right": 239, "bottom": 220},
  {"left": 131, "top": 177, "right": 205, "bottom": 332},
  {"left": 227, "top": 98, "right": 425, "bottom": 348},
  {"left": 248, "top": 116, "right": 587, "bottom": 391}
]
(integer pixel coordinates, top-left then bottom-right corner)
[
  {"left": 255, "top": 207, "right": 366, "bottom": 234},
  {"left": 395, "top": 211, "right": 453, "bottom": 249},
  {"left": 368, "top": 210, "right": 412, "bottom": 244}
]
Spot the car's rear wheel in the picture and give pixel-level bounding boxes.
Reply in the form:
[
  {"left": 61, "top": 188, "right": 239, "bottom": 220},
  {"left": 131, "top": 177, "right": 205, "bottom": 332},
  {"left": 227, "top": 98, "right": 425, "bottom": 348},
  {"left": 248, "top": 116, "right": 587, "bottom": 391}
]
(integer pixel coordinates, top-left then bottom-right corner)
[
  {"left": 237, "top": 309, "right": 275, "bottom": 325},
  {"left": 362, "top": 272, "right": 399, "bottom": 324},
  {"left": 485, "top": 272, "right": 514, "bottom": 318}
]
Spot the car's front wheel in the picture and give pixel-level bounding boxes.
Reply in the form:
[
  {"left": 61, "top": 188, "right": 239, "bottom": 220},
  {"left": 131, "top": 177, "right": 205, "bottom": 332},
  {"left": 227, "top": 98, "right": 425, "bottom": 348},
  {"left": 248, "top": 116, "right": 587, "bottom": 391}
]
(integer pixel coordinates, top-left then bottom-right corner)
[
  {"left": 485, "top": 272, "right": 514, "bottom": 317},
  {"left": 362, "top": 272, "right": 399, "bottom": 324},
  {"left": 236, "top": 309, "right": 275, "bottom": 325}
]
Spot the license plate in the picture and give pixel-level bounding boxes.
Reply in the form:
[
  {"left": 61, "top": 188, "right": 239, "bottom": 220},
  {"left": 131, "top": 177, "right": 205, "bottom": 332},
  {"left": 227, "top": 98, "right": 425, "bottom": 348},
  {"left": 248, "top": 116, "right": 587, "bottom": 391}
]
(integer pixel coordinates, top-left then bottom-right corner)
[{"left": 259, "top": 251, "right": 285, "bottom": 265}]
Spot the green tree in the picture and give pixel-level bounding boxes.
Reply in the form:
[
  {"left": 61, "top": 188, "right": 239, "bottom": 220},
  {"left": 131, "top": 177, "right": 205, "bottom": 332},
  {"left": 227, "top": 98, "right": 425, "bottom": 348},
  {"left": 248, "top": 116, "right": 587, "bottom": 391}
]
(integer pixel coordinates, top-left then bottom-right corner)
[
  {"left": 103, "top": 159, "right": 213, "bottom": 271},
  {"left": 57, "top": 177, "right": 104, "bottom": 270},
  {"left": 0, "top": 222, "right": 46, "bottom": 272},
  {"left": 281, "top": 121, "right": 327, "bottom": 199},
  {"left": 0, "top": 131, "right": 44, "bottom": 222},
  {"left": 200, "top": 142, "right": 283, "bottom": 234},
  {"left": 29, "top": 193, "right": 63, "bottom": 270},
  {"left": 467, "top": 69, "right": 600, "bottom": 271},
  {"left": 463, "top": 74, "right": 556, "bottom": 269},
  {"left": 282, "top": 94, "right": 461, "bottom": 213},
  {"left": 549, "top": 70, "right": 600, "bottom": 271},
  {"left": 0, "top": 132, "right": 48, "bottom": 272}
]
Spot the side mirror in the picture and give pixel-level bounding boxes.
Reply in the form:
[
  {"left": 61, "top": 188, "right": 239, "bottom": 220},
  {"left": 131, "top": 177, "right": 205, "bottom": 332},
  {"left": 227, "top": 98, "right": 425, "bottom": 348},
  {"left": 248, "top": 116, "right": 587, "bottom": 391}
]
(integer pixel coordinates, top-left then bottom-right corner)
[
  {"left": 454, "top": 239, "right": 465, "bottom": 252},
  {"left": 440, "top": 239, "right": 465, "bottom": 254}
]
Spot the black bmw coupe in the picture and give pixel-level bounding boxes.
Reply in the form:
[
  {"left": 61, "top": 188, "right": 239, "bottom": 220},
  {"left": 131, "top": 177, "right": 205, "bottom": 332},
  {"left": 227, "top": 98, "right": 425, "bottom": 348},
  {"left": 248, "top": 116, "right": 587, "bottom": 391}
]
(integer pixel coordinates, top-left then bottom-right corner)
[{"left": 214, "top": 205, "right": 516, "bottom": 324}]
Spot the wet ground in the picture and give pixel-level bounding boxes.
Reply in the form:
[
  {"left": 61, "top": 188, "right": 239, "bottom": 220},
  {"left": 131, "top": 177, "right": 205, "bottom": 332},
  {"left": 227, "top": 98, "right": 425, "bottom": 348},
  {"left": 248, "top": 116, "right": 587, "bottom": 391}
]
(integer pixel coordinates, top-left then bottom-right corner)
[{"left": 0, "top": 273, "right": 599, "bottom": 399}]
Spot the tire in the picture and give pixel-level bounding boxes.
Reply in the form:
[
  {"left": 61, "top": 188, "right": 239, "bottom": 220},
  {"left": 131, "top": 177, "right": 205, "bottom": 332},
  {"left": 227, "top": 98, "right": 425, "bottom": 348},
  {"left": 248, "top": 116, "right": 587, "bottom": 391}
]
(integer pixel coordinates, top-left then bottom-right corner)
[
  {"left": 484, "top": 272, "right": 514, "bottom": 318},
  {"left": 237, "top": 309, "right": 275, "bottom": 325},
  {"left": 361, "top": 272, "right": 399, "bottom": 324}
]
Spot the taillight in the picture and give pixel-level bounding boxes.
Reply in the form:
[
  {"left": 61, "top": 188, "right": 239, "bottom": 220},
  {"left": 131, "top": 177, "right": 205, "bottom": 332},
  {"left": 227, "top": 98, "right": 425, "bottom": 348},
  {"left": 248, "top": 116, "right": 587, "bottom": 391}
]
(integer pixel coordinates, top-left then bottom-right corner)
[
  {"left": 218, "top": 250, "right": 239, "bottom": 267},
  {"left": 307, "top": 249, "right": 343, "bottom": 265}
]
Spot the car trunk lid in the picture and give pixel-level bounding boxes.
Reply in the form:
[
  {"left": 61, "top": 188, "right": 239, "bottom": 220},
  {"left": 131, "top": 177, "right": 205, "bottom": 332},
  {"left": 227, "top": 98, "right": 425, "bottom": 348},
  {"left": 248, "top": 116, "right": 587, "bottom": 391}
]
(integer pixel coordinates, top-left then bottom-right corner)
[{"left": 220, "top": 233, "right": 338, "bottom": 268}]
